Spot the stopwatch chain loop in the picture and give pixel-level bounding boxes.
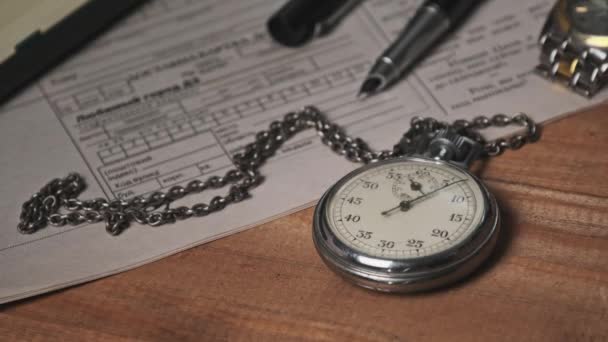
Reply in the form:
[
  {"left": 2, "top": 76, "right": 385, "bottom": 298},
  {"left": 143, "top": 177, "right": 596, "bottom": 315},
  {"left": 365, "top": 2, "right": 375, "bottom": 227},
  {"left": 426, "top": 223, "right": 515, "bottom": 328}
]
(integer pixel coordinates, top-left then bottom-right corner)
[{"left": 17, "top": 106, "right": 539, "bottom": 235}]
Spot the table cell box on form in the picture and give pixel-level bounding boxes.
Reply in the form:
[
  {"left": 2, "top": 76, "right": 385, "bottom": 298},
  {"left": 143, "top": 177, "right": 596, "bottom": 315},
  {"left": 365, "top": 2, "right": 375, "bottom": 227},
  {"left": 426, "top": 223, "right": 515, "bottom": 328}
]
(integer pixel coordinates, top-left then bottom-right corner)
[
  {"left": 238, "top": 37, "right": 274, "bottom": 57},
  {"left": 112, "top": 178, "right": 160, "bottom": 200},
  {"left": 327, "top": 69, "right": 353, "bottom": 87},
  {"left": 196, "top": 154, "right": 233, "bottom": 176},
  {"left": 79, "top": 128, "right": 110, "bottom": 147},
  {"left": 213, "top": 109, "right": 240, "bottom": 124},
  {"left": 158, "top": 165, "right": 201, "bottom": 188},
  {"left": 99, "top": 146, "right": 127, "bottom": 164},
  {"left": 221, "top": 79, "right": 260, "bottom": 100},
  {"left": 181, "top": 96, "right": 209, "bottom": 114},
  {"left": 258, "top": 93, "right": 285, "bottom": 109},
  {"left": 101, "top": 82, "right": 133, "bottom": 100},
  {"left": 235, "top": 100, "right": 263, "bottom": 117},
  {"left": 54, "top": 97, "right": 80, "bottom": 114},
  {"left": 141, "top": 132, "right": 222, "bottom": 175},
  {"left": 145, "top": 130, "right": 172, "bottom": 148},
  {"left": 123, "top": 138, "right": 149, "bottom": 156},
  {"left": 190, "top": 117, "right": 214, "bottom": 133},
  {"left": 350, "top": 61, "right": 372, "bottom": 76},
  {"left": 168, "top": 124, "right": 195, "bottom": 140},
  {"left": 313, "top": 46, "right": 362, "bottom": 69},
  {"left": 281, "top": 85, "right": 308, "bottom": 101},
  {"left": 265, "top": 59, "right": 317, "bottom": 86},
  {"left": 76, "top": 90, "right": 104, "bottom": 109},
  {"left": 305, "top": 78, "right": 331, "bottom": 94},
  {"left": 159, "top": 103, "right": 184, "bottom": 118}
]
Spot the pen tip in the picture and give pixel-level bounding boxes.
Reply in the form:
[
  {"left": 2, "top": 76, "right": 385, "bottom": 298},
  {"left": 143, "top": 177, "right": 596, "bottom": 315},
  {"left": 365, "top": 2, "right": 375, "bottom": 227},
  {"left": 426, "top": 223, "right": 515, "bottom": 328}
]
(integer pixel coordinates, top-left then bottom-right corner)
[
  {"left": 357, "top": 77, "right": 383, "bottom": 98},
  {"left": 356, "top": 91, "right": 369, "bottom": 99}
]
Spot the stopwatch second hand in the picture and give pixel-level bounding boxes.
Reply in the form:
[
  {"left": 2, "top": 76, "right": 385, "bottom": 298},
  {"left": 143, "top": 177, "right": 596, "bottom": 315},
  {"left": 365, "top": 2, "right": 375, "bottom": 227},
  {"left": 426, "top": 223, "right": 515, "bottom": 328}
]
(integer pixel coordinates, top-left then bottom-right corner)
[
  {"left": 381, "top": 179, "right": 468, "bottom": 217},
  {"left": 380, "top": 201, "right": 411, "bottom": 216},
  {"left": 409, "top": 179, "right": 467, "bottom": 205}
]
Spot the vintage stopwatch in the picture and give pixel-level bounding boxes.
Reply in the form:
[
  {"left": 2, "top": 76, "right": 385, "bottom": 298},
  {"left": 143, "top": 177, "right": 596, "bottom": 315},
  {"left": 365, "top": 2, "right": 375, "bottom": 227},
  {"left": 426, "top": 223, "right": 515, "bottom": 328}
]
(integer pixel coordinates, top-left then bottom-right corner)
[
  {"left": 313, "top": 131, "right": 499, "bottom": 292},
  {"left": 18, "top": 107, "right": 539, "bottom": 292}
]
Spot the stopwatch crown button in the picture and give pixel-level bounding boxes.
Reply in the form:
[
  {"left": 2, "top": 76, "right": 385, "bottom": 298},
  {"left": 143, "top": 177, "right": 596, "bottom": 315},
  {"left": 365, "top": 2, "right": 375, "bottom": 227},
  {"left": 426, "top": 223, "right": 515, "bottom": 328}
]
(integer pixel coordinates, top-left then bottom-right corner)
[{"left": 428, "top": 129, "right": 482, "bottom": 168}]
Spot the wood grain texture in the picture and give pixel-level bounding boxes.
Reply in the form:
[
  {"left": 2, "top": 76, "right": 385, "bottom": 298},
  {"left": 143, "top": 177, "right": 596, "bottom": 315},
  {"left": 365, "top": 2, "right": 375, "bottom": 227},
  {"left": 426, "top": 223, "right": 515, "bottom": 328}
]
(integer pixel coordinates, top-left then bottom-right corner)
[{"left": 1, "top": 105, "right": 607, "bottom": 342}]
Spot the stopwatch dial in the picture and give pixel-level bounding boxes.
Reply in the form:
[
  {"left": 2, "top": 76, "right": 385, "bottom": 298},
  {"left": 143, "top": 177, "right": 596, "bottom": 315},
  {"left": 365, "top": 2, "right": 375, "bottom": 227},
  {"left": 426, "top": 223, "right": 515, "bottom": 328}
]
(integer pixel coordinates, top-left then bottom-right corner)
[
  {"left": 391, "top": 169, "right": 441, "bottom": 200},
  {"left": 326, "top": 160, "right": 486, "bottom": 259}
]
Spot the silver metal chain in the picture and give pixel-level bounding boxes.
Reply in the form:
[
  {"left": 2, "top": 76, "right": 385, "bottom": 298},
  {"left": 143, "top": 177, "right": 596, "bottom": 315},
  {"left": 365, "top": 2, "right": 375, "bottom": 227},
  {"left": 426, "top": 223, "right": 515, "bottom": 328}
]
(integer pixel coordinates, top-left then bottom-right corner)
[{"left": 17, "top": 106, "right": 539, "bottom": 236}]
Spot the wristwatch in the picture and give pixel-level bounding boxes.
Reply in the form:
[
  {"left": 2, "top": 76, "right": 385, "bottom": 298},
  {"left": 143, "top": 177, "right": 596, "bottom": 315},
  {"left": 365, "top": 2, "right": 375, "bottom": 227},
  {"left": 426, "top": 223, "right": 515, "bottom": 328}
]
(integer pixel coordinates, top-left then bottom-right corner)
[{"left": 536, "top": 0, "right": 608, "bottom": 97}]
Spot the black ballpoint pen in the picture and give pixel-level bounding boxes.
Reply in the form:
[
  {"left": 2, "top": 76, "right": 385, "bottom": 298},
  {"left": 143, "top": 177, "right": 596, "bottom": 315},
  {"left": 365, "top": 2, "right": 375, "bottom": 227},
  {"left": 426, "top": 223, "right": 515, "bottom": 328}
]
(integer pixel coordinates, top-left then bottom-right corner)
[
  {"left": 267, "top": 0, "right": 362, "bottom": 47},
  {"left": 359, "top": 0, "right": 482, "bottom": 97}
]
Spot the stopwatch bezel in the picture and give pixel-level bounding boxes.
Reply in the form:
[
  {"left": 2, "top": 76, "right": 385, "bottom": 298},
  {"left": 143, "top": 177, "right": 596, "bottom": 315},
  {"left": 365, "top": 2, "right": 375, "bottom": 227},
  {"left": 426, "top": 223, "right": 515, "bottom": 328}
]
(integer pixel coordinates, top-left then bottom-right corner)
[{"left": 312, "top": 156, "right": 500, "bottom": 293}]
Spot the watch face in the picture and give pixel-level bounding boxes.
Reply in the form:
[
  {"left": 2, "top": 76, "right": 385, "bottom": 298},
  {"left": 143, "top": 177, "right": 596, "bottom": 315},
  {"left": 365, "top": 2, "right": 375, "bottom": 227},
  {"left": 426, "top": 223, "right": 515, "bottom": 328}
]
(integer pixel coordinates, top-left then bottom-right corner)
[
  {"left": 567, "top": 0, "right": 608, "bottom": 35},
  {"left": 325, "top": 159, "right": 486, "bottom": 260}
]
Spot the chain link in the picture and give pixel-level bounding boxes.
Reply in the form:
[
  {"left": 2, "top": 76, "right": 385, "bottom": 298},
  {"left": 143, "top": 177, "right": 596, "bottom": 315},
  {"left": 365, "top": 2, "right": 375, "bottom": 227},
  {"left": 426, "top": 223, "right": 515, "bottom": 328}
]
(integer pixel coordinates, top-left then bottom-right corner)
[{"left": 17, "top": 106, "right": 539, "bottom": 236}]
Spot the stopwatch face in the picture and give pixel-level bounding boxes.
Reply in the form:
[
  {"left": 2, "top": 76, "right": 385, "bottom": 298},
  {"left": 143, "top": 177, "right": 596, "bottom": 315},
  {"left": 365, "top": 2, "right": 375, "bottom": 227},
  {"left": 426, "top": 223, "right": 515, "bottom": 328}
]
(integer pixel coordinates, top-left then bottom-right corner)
[{"left": 324, "top": 159, "right": 487, "bottom": 260}]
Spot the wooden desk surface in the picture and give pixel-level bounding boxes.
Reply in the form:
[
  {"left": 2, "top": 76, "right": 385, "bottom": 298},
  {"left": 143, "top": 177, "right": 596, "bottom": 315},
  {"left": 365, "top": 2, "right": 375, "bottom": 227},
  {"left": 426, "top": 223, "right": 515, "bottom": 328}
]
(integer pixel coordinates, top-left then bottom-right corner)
[{"left": 1, "top": 104, "right": 607, "bottom": 342}]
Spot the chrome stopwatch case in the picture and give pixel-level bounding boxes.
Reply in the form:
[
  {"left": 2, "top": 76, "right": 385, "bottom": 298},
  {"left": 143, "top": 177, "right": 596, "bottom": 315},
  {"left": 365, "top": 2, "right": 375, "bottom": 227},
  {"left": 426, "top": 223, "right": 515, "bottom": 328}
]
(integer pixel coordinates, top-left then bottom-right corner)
[{"left": 312, "top": 132, "right": 500, "bottom": 292}]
